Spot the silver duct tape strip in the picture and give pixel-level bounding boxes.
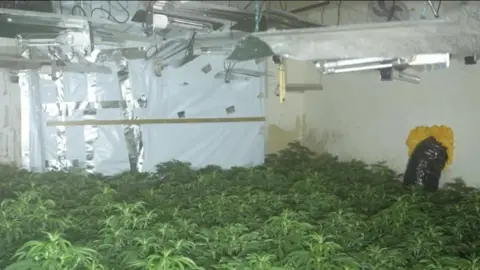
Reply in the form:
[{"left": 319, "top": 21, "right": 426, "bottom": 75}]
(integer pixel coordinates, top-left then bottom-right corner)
[
  {"left": 117, "top": 58, "right": 145, "bottom": 172},
  {"left": 18, "top": 50, "right": 32, "bottom": 170},
  {"left": 19, "top": 49, "right": 47, "bottom": 171},
  {"left": 49, "top": 78, "right": 70, "bottom": 170},
  {"left": 42, "top": 98, "right": 147, "bottom": 117},
  {"left": 85, "top": 73, "right": 99, "bottom": 173}
]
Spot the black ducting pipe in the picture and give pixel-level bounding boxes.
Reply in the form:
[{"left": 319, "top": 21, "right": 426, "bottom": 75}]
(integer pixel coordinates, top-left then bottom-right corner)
[{"left": 403, "top": 136, "right": 448, "bottom": 192}]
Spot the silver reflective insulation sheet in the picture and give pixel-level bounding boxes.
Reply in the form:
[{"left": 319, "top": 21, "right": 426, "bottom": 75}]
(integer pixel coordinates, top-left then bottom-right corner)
[
  {"left": 19, "top": 49, "right": 46, "bottom": 171},
  {"left": 19, "top": 51, "right": 32, "bottom": 170},
  {"left": 42, "top": 100, "right": 146, "bottom": 116},
  {"left": 49, "top": 77, "right": 70, "bottom": 170},
  {"left": 85, "top": 73, "right": 99, "bottom": 173},
  {"left": 117, "top": 58, "right": 145, "bottom": 172}
]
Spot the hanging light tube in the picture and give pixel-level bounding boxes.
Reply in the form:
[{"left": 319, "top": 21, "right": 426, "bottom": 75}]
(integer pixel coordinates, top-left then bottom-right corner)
[
  {"left": 324, "top": 63, "right": 395, "bottom": 74},
  {"left": 278, "top": 60, "right": 286, "bottom": 103},
  {"left": 319, "top": 57, "right": 400, "bottom": 74},
  {"left": 317, "top": 54, "right": 449, "bottom": 75}
]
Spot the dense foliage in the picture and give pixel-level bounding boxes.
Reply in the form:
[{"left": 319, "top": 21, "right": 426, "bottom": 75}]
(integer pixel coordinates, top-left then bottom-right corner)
[{"left": 1, "top": 142, "right": 479, "bottom": 269}]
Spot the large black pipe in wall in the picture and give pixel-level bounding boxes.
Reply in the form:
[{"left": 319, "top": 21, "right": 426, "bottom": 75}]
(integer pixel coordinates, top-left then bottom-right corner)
[{"left": 403, "top": 136, "right": 448, "bottom": 192}]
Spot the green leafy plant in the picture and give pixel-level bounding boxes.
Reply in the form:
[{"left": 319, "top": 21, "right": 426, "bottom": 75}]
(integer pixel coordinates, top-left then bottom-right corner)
[{"left": 0, "top": 142, "right": 478, "bottom": 269}]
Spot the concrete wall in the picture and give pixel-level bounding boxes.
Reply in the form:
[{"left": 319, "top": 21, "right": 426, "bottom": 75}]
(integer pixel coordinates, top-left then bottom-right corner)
[{"left": 265, "top": 1, "right": 480, "bottom": 186}]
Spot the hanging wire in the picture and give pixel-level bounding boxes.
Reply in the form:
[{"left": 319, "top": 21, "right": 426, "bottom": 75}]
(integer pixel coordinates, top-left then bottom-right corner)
[
  {"left": 91, "top": 0, "right": 130, "bottom": 24},
  {"left": 45, "top": 46, "right": 66, "bottom": 80},
  {"left": 224, "top": 0, "right": 261, "bottom": 83},
  {"left": 254, "top": 0, "right": 262, "bottom": 32},
  {"left": 71, "top": 0, "right": 130, "bottom": 24},
  {"left": 184, "top": 32, "right": 197, "bottom": 56},
  {"left": 223, "top": 0, "right": 238, "bottom": 83}
]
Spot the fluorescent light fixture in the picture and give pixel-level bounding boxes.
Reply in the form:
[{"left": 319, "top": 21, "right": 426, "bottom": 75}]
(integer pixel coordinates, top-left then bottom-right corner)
[
  {"left": 324, "top": 63, "right": 394, "bottom": 74},
  {"left": 319, "top": 57, "right": 401, "bottom": 74},
  {"left": 408, "top": 53, "right": 449, "bottom": 65},
  {"left": 317, "top": 54, "right": 450, "bottom": 75},
  {"left": 323, "top": 57, "right": 389, "bottom": 68}
]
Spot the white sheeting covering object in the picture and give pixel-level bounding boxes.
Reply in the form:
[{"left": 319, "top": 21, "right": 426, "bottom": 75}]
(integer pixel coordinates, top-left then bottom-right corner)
[
  {"left": 23, "top": 53, "right": 264, "bottom": 174},
  {"left": 19, "top": 50, "right": 46, "bottom": 171},
  {"left": 228, "top": 20, "right": 480, "bottom": 61},
  {"left": 129, "top": 55, "right": 265, "bottom": 171}
]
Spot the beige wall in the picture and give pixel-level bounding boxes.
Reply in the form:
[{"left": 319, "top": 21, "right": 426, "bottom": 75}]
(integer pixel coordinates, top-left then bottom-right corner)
[
  {"left": 265, "top": 60, "right": 306, "bottom": 154},
  {"left": 305, "top": 62, "right": 480, "bottom": 187},
  {"left": 265, "top": 1, "right": 480, "bottom": 186}
]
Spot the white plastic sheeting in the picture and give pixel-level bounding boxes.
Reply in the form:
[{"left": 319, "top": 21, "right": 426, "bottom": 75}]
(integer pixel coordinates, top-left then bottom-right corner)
[
  {"left": 129, "top": 56, "right": 265, "bottom": 171},
  {"left": 12, "top": 0, "right": 267, "bottom": 174},
  {"left": 21, "top": 54, "right": 265, "bottom": 174}
]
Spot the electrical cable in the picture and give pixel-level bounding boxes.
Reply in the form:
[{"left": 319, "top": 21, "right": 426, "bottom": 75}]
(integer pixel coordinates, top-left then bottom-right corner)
[
  {"left": 320, "top": 4, "right": 326, "bottom": 24},
  {"left": 108, "top": 0, "right": 128, "bottom": 12},
  {"left": 336, "top": 0, "right": 342, "bottom": 26},
  {"left": 184, "top": 32, "right": 196, "bottom": 56},
  {"left": 224, "top": 0, "right": 237, "bottom": 82},
  {"left": 223, "top": 59, "right": 237, "bottom": 83},
  {"left": 71, "top": 5, "right": 87, "bottom": 16},
  {"left": 142, "top": 1, "right": 154, "bottom": 31},
  {"left": 46, "top": 46, "right": 66, "bottom": 80},
  {"left": 228, "top": 0, "right": 234, "bottom": 39},
  {"left": 91, "top": 0, "right": 130, "bottom": 24},
  {"left": 387, "top": 0, "right": 396, "bottom": 21},
  {"left": 71, "top": 0, "right": 130, "bottom": 23},
  {"left": 431, "top": 0, "right": 442, "bottom": 18},
  {"left": 244, "top": 1, "right": 253, "bottom": 10},
  {"left": 254, "top": 0, "right": 262, "bottom": 32},
  {"left": 436, "top": 1, "right": 442, "bottom": 16}
]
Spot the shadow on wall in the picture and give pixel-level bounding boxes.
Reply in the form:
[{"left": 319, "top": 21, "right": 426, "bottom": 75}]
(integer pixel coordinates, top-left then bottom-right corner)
[
  {"left": 267, "top": 115, "right": 304, "bottom": 154},
  {"left": 266, "top": 114, "right": 345, "bottom": 154},
  {"left": 304, "top": 128, "right": 345, "bottom": 154}
]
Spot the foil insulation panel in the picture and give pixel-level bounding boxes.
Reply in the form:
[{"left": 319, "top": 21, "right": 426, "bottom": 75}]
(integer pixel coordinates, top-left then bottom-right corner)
[
  {"left": 47, "top": 77, "right": 70, "bottom": 170},
  {"left": 116, "top": 58, "right": 145, "bottom": 172},
  {"left": 19, "top": 51, "right": 32, "bottom": 170},
  {"left": 84, "top": 73, "right": 99, "bottom": 173},
  {"left": 19, "top": 49, "right": 47, "bottom": 171},
  {"left": 42, "top": 100, "right": 147, "bottom": 117}
]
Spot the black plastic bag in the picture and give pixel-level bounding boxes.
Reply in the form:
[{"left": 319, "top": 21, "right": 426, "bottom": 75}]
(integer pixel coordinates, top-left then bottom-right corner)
[{"left": 403, "top": 136, "right": 448, "bottom": 192}]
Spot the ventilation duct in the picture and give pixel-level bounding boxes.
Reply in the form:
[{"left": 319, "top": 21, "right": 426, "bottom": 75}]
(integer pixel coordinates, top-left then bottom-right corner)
[
  {"left": 0, "top": 7, "right": 159, "bottom": 72},
  {"left": 228, "top": 20, "right": 480, "bottom": 62},
  {"left": 148, "top": 0, "right": 320, "bottom": 36}
]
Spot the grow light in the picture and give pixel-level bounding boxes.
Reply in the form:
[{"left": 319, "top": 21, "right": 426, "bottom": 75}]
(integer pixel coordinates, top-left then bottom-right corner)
[{"left": 316, "top": 53, "right": 450, "bottom": 75}]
